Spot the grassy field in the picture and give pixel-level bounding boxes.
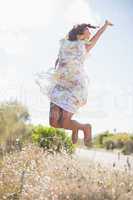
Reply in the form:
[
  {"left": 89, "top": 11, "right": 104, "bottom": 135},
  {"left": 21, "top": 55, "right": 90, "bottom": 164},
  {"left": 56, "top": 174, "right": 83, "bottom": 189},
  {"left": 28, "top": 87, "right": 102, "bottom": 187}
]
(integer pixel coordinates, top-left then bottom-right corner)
[{"left": 0, "top": 144, "right": 133, "bottom": 200}]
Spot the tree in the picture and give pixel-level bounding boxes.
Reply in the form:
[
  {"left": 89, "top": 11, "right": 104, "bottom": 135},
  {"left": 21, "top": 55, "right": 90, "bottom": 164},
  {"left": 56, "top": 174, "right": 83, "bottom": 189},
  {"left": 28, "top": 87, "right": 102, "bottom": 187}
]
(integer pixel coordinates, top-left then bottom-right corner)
[{"left": 0, "top": 99, "right": 30, "bottom": 152}]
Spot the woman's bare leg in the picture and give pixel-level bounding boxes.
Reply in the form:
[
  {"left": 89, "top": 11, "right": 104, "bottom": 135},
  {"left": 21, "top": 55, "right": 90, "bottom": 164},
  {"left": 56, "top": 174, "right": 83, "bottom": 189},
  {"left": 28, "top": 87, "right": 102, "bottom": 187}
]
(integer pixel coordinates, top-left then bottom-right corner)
[
  {"left": 60, "top": 110, "right": 88, "bottom": 130},
  {"left": 54, "top": 109, "right": 78, "bottom": 144},
  {"left": 49, "top": 102, "right": 62, "bottom": 128},
  {"left": 49, "top": 103, "right": 79, "bottom": 143},
  {"left": 83, "top": 124, "right": 92, "bottom": 146},
  {"left": 60, "top": 110, "right": 92, "bottom": 145},
  {"left": 49, "top": 103, "right": 92, "bottom": 145},
  {"left": 71, "top": 126, "right": 79, "bottom": 144}
]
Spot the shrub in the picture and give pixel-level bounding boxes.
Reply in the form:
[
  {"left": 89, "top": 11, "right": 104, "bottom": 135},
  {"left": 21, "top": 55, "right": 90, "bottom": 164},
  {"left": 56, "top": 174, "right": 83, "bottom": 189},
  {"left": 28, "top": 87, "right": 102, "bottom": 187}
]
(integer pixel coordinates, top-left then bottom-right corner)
[
  {"left": 113, "top": 133, "right": 131, "bottom": 143},
  {"left": 32, "top": 125, "right": 75, "bottom": 154},
  {"left": 116, "top": 140, "right": 124, "bottom": 148},
  {"left": 122, "top": 141, "right": 133, "bottom": 155},
  {"left": 129, "top": 135, "right": 133, "bottom": 141},
  {"left": 93, "top": 130, "right": 114, "bottom": 148},
  {"left": 104, "top": 140, "right": 116, "bottom": 150},
  {"left": 0, "top": 100, "right": 31, "bottom": 154},
  {"left": 92, "top": 131, "right": 133, "bottom": 155}
]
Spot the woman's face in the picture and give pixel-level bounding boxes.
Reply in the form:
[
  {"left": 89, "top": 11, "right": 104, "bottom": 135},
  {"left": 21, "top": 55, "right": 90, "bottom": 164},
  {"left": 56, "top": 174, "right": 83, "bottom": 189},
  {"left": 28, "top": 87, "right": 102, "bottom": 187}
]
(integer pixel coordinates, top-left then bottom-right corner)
[
  {"left": 77, "top": 27, "right": 91, "bottom": 40},
  {"left": 83, "top": 27, "right": 91, "bottom": 39}
]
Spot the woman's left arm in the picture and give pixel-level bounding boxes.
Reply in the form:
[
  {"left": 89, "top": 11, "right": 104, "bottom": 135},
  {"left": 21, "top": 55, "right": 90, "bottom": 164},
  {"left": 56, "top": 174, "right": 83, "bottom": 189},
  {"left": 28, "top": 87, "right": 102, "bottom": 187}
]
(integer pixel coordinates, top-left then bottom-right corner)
[{"left": 85, "top": 20, "right": 113, "bottom": 52}]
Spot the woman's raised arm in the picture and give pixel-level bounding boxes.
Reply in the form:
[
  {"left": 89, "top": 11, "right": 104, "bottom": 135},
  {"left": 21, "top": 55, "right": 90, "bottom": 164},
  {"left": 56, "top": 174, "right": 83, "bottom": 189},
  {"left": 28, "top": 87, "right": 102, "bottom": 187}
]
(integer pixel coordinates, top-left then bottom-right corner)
[{"left": 85, "top": 20, "right": 113, "bottom": 52}]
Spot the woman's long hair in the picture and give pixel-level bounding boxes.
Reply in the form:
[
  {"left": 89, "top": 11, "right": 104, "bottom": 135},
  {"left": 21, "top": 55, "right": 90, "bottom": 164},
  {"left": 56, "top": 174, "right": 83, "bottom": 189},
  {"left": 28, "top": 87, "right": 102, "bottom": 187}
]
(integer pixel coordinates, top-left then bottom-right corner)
[{"left": 68, "top": 23, "right": 98, "bottom": 41}]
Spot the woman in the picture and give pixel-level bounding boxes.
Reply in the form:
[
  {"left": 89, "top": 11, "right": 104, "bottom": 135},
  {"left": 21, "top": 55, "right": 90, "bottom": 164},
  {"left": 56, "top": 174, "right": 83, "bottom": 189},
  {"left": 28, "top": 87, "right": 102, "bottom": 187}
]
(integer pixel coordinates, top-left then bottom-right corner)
[{"left": 35, "top": 20, "right": 113, "bottom": 146}]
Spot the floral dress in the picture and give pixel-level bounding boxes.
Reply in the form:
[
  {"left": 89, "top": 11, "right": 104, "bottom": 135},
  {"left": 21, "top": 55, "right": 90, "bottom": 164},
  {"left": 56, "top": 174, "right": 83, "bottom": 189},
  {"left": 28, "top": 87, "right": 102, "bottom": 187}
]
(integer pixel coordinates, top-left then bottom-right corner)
[{"left": 34, "top": 38, "right": 91, "bottom": 114}]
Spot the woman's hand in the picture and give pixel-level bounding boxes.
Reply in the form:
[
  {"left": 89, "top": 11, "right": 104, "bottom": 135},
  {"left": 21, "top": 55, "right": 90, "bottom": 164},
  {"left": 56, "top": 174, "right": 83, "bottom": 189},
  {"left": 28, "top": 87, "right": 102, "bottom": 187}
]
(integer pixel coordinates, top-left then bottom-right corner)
[
  {"left": 85, "top": 20, "right": 113, "bottom": 52},
  {"left": 105, "top": 20, "right": 114, "bottom": 27}
]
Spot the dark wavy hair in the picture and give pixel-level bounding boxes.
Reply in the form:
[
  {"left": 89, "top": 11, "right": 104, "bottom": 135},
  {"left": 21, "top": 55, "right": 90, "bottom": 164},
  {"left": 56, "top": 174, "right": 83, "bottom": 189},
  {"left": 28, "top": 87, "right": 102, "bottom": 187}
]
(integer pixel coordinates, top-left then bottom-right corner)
[{"left": 68, "top": 23, "right": 98, "bottom": 41}]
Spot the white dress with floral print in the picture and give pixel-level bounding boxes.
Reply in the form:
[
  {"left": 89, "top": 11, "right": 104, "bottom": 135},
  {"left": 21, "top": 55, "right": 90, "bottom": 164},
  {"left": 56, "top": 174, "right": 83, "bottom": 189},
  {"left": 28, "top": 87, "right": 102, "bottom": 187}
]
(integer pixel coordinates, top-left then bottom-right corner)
[{"left": 35, "top": 38, "right": 91, "bottom": 114}]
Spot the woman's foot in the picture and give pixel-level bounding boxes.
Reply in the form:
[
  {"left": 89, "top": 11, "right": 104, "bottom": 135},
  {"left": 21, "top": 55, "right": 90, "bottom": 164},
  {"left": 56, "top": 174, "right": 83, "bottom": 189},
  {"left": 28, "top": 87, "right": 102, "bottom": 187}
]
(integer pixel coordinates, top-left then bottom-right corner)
[
  {"left": 72, "top": 128, "right": 78, "bottom": 144},
  {"left": 83, "top": 123, "right": 92, "bottom": 147}
]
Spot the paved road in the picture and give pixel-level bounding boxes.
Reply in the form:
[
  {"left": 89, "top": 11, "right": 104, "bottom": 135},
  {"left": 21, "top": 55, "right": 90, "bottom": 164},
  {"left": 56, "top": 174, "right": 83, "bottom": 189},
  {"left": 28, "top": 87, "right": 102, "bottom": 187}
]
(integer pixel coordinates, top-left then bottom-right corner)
[{"left": 73, "top": 148, "right": 133, "bottom": 171}]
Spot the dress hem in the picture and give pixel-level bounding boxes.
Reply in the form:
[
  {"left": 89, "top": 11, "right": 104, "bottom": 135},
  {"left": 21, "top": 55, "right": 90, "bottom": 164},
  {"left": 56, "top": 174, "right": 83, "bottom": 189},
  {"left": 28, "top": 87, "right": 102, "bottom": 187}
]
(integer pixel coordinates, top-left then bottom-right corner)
[{"left": 50, "top": 100, "right": 76, "bottom": 114}]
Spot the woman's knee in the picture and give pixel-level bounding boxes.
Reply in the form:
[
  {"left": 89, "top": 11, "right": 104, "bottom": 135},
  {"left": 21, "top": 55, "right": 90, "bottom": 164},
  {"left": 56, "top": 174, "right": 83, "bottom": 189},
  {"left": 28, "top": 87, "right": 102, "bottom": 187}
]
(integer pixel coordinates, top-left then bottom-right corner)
[
  {"left": 60, "top": 117, "right": 69, "bottom": 128},
  {"left": 49, "top": 113, "right": 59, "bottom": 127},
  {"left": 49, "top": 116, "right": 58, "bottom": 127},
  {"left": 60, "top": 110, "right": 73, "bottom": 127}
]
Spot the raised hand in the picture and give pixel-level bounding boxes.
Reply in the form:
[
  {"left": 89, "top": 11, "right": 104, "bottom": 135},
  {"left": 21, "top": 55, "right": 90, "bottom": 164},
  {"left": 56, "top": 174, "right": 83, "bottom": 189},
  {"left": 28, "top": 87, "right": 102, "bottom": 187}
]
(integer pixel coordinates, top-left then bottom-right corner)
[{"left": 105, "top": 20, "right": 114, "bottom": 27}]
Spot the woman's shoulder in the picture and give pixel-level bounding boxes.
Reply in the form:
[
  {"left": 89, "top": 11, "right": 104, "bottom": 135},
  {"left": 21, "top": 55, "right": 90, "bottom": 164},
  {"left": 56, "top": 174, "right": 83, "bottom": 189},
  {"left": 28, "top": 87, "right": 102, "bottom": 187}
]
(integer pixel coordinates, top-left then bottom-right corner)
[
  {"left": 59, "top": 37, "right": 81, "bottom": 47},
  {"left": 59, "top": 37, "right": 92, "bottom": 45}
]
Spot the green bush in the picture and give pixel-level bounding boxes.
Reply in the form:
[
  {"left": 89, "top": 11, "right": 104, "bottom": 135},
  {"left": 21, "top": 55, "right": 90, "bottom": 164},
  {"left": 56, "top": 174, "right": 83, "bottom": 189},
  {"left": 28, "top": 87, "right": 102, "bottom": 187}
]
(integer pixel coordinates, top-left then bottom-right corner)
[
  {"left": 104, "top": 140, "right": 116, "bottom": 150},
  {"left": 129, "top": 134, "right": 133, "bottom": 141},
  {"left": 93, "top": 130, "right": 114, "bottom": 148},
  {"left": 32, "top": 125, "right": 75, "bottom": 154},
  {"left": 122, "top": 141, "right": 133, "bottom": 155},
  {"left": 103, "top": 133, "right": 132, "bottom": 150},
  {"left": 93, "top": 131, "right": 133, "bottom": 153}
]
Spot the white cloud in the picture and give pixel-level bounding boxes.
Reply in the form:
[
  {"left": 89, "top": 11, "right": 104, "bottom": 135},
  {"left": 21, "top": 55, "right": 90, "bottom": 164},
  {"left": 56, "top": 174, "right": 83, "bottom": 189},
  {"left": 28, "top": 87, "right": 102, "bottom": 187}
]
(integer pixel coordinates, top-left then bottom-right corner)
[
  {"left": 0, "top": 0, "right": 54, "bottom": 28},
  {"left": 63, "top": 0, "right": 101, "bottom": 28}
]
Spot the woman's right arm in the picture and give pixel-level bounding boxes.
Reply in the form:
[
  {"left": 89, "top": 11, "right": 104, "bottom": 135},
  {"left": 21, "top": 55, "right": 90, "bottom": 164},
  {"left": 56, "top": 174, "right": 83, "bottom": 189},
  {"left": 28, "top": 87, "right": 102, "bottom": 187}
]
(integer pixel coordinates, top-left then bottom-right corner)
[{"left": 85, "top": 20, "right": 113, "bottom": 52}]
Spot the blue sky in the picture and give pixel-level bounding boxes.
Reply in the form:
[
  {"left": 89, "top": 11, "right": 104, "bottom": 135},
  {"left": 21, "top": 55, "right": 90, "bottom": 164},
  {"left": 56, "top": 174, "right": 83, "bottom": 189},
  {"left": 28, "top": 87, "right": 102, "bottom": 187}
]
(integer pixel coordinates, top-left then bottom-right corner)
[{"left": 0, "top": 0, "right": 133, "bottom": 136}]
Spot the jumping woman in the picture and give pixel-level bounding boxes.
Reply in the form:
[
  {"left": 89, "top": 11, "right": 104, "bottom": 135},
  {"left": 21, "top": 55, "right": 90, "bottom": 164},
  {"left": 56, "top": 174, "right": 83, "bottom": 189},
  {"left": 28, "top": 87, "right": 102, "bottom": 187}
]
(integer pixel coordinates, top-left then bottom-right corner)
[{"left": 35, "top": 20, "right": 113, "bottom": 146}]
